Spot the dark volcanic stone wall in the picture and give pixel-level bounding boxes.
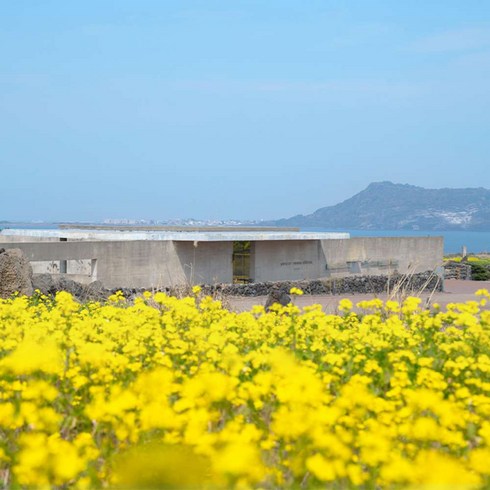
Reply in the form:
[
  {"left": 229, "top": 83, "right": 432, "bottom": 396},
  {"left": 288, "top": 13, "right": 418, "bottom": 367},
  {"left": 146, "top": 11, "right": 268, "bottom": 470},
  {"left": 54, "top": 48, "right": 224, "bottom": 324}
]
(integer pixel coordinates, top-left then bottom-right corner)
[
  {"left": 443, "top": 261, "right": 472, "bottom": 280},
  {"left": 198, "top": 271, "right": 442, "bottom": 297},
  {"left": 30, "top": 271, "right": 442, "bottom": 302}
]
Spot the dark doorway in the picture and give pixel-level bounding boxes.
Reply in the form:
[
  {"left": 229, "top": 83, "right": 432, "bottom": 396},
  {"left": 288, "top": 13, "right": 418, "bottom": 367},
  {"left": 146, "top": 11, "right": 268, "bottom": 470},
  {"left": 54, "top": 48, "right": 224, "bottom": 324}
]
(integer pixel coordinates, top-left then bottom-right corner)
[
  {"left": 233, "top": 241, "right": 251, "bottom": 283},
  {"left": 59, "top": 237, "right": 67, "bottom": 273}
]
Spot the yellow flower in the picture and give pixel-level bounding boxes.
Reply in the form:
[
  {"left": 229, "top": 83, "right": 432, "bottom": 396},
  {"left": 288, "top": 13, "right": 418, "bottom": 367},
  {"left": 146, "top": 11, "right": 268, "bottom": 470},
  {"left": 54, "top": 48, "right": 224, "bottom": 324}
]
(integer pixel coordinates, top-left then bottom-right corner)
[
  {"left": 306, "top": 453, "right": 337, "bottom": 481},
  {"left": 108, "top": 290, "right": 126, "bottom": 303},
  {"left": 0, "top": 289, "right": 489, "bottom": 487},
  {"left": 0, "top": 338, "right": 63, "bottom": 375},
  {"left": 338, "top": 299, "right": 353, "bottom": 312},
  {"left": 475, "top": 288, "right": 490, "bottom": 298}
]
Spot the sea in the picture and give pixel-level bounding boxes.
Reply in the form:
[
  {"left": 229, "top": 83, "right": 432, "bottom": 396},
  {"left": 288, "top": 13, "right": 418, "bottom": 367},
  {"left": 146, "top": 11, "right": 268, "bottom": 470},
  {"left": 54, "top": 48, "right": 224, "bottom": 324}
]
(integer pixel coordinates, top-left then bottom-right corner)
[
  {"left": 303, "top": 228, "right": 490, "bottom": 255},
  {"left": 1, "top": 222, "right": 489, "bottom": 255}
]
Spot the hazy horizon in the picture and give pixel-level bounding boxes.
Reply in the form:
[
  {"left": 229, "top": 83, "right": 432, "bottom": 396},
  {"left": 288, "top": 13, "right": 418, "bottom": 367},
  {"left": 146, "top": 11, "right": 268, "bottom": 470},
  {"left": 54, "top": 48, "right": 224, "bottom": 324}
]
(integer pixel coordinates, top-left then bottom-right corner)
[
  {"left": 2, "top": 180, "right": 490, "bottom": 224},
  {"left": 2, "top": 1, "right": 489, "bottom": 222}
]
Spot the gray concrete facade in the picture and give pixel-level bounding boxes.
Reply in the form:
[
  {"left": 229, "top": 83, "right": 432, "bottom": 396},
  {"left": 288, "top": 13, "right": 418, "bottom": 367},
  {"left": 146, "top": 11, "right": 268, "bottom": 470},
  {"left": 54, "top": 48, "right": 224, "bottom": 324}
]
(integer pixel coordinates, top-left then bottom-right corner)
[
  {"left": 0, "top": 239, "right": 232, "bottom": 288},
  {"left": 252, "top": 240, "right": 325, "bottom": 282},
  {"left": 251, "top": 237, "right": 443, "bottom": 282},
  {"left": 0, "top": 229, "right": 443, "bottom": 288},
  {"left": 321, "top": 236, "right": 444, "bottom": 277},
  {"left": 0, "top": 229, "right": 349, "bottom": 242}
]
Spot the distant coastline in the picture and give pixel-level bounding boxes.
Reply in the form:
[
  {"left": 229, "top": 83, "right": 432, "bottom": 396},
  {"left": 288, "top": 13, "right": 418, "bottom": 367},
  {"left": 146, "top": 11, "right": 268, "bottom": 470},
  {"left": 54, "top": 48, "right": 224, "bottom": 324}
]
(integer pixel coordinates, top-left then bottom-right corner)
[{"left": 1, "top": 222, "right": 489, "bottom": 254}]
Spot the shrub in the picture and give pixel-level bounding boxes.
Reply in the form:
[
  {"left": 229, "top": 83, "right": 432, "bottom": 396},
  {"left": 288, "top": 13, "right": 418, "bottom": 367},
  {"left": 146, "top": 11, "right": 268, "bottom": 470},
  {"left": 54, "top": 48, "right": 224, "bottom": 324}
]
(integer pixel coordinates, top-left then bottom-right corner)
[{"left": 471, "top": 263, "right": 490, "bottom": 281}]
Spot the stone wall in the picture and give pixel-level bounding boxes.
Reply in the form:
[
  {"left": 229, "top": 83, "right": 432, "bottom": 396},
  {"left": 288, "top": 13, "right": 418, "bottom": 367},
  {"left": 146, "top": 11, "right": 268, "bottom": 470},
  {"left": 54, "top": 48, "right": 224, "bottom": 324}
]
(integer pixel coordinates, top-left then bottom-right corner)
[
  {"left": 25, "top": 270, "right": 442, "bottom": 303},
  {"left": 443, "top": 261, "right": 472, "bottom": 280},
  {"left": 0, "top": 248, "right": 33, "bottom": 298},
  {"left": 197, "top": 270, "right": 442, "bottom": 297}
]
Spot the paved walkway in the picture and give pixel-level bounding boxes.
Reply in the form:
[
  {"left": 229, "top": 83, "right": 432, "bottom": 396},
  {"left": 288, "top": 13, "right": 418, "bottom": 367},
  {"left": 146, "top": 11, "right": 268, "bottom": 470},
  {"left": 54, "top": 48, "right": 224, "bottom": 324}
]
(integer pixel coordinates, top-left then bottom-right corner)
[{"left": 228, "top": 280, "right": 490, "bottom": 313}]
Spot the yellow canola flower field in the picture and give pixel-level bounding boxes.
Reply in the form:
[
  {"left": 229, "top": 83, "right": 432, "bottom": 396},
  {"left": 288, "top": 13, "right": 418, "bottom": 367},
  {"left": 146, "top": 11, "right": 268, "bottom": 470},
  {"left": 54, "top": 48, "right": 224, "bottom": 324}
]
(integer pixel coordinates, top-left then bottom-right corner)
[{"left": 1, "top": 290, "right": 490, "bottom": 489}]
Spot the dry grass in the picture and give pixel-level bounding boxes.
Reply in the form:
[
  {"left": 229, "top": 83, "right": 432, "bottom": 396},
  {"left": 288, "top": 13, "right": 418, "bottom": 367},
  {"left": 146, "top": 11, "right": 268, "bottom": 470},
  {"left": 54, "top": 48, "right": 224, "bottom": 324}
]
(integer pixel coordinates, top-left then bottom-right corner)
[{"left": 387, "top": 264, "right": 442, "bottom": 308}]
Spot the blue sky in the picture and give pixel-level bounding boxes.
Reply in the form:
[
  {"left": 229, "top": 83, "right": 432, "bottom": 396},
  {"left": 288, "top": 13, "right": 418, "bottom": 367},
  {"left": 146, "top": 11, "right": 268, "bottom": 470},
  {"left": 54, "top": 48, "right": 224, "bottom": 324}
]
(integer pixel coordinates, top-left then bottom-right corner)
[{"left": 1, "top": 1, "right": 489, "bottom": 222}]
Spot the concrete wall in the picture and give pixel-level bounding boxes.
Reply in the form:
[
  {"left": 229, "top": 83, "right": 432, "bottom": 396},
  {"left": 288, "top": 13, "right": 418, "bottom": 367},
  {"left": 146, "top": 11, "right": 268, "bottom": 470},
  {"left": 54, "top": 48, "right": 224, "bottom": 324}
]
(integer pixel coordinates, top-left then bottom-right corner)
[
  {"left": 0, "top": 236, "right": 443, "bottom": 288},
  {"left": 320, "top": 237, "right": 443, "bottom": 277},
  {"left": 0, "top": 236, "right": 59, "bottom": 243},
  {"left": 93, "top": 241, "right": 183, "bottom": 288},
  {"left": 251, "top": 236, "right": 443, "bottom": 282},
  {"left": 0, "top": 240, "right": 233, "bottom": 288},
  {"left": 0, "top": 235, "right": 89, "bottom": 275},
  {"left": 252, "top": 240, "right": 325, "bottom": 282},
  {"left": 174, "top": 241, "right": 233, "bottom": 285}
]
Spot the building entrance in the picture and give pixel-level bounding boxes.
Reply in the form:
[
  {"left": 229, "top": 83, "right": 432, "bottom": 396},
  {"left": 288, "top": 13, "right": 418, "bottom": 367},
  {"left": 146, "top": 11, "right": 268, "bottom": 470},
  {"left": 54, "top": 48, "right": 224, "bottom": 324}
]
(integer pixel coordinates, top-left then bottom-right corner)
[{"left": 232, "top": 241, "right": 251, "bottom": 283}]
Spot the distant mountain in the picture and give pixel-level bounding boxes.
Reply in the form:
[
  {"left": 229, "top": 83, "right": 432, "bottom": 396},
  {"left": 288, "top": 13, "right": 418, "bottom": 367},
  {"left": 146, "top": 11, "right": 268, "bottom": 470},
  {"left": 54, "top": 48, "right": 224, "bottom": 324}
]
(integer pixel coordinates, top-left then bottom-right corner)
[{"left": 273, "top": 182, "right": 490, "bottom": 231}]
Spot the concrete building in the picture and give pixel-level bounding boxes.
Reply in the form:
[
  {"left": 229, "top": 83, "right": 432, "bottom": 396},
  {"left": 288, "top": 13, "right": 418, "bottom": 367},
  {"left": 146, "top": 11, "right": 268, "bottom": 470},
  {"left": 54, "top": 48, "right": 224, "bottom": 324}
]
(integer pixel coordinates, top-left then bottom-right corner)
[{"left": 0, "top": 227, "right": 444, "bottom": 288}]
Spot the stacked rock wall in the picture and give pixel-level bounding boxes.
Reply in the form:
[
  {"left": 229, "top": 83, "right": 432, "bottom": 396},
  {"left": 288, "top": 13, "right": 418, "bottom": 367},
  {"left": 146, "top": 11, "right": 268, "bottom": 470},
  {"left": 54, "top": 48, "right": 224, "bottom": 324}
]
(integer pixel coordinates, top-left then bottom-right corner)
[
  {"left": 443, "top": 261, "right": 472, "bottom": 280},
  {"left": 198, "top": 271, "right": 442, "bottom": 297},
  {"left": 0, "top": 248, "right": 33, "bottom": 298}
]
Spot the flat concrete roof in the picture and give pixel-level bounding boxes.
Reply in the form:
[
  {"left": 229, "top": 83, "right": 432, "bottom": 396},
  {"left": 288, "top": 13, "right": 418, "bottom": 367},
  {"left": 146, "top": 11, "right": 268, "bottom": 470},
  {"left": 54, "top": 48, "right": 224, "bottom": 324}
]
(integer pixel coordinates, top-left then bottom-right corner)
[
  {"left": 59, "top": 224, "right": 301, "bottom": 232},
  {"left": 1, "top": 229, "right": 350, "bottom": 242}
]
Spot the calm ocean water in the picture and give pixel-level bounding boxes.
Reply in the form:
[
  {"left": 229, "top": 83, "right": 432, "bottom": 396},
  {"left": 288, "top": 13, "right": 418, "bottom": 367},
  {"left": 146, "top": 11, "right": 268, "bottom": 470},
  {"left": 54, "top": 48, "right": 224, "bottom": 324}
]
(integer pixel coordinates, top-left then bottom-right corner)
[
  {"left": 302, "top": 228, "right": 490, "bottom": 254},
  {"left": 2, "top": 223, "right": 489, "bottom": 255}
]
